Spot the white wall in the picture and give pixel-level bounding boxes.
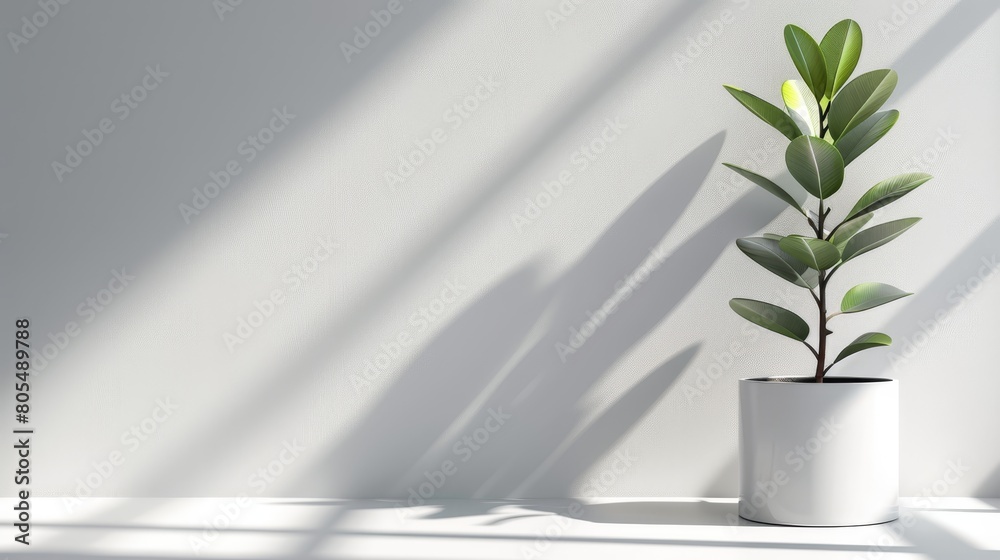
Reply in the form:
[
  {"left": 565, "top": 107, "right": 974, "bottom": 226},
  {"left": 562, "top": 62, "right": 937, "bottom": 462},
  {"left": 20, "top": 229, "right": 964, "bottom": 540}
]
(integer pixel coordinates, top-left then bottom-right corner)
[{"left": 2, "top": 0, "right": 998, "bottom": 500}]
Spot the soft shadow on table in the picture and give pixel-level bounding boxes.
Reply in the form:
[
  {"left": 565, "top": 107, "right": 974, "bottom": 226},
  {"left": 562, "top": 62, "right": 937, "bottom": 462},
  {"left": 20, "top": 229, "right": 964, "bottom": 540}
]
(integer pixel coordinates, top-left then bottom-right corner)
[
  {"left": 477, "top": 499, "right": 759, "bottom": 527},
  {"left": 571, "top": 500, "right": 741, "bottom": 526}
]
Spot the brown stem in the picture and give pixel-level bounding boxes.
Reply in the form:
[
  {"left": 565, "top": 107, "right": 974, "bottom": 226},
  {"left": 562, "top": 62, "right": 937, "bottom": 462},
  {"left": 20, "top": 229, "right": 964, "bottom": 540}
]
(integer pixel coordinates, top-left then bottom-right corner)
[
  {"left": 814, "top": 101, "right": 833, "bottom": 382},
  {"left": 815, "top": 275, "right": 827, "bottom": 383},
  {"left": 807, "top": 216, "right": 821, "bottom": 237},
  {"left": 814, "top": 200, "right": 828, "bottom": 382},
  {"left": 819, "top": 99, "right": 830, "bottom": 138}
]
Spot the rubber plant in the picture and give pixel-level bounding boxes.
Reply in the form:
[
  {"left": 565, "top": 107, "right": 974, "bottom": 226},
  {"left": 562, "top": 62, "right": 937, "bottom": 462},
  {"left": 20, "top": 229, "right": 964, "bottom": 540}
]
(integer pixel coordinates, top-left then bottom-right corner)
[{"left": 723, "top": 20, "right": 929, "bottom": 382}]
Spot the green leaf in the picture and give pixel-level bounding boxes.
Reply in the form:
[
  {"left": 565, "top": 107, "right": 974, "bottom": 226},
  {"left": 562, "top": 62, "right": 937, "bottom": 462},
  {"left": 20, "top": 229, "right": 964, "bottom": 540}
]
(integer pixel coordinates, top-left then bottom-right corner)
[
  {"left": 844, "top": 172, "right": 932, "bottom": 222},
  {"left": 782, "top": 80, "right": 822, "bottom": 137},
  {"left": 722, "top": 164, "right": 805, "bottom": 215},
  {"left": 828, "top": 69, "right": 898, "bottom": 140},
  {"left": 834, "top": 110, "right": 899, "bottom": 166},
  {"left": 761, "top": 233, "right": 784, "bottom": 241},
  {"left": 841, "top": 217, "right": 921, "bottom": 262},
  {"left": 784, "top": 25, "right": 827, "bottom": 101},
  {"left": 821, "top": 19, "right": 863, "bottom": 98},
  {"left": 829, "top": 213, "right": 874, "bottom": 250},
  {"left": 779, "top": 235, "right": 841, "bottom": 270},
  {"left": 724, "top": 85, "right": 802, "bottom": 140},
  {"left": 841, "top": 283, "right": 912, "bottom": 313},
  {"left": 832, "top": 332, "right": 892, "bottom": 364},
  {"left": 730, "top": 298, "right": 810, "bottom": 341},
  {"left": 736, "top": 237, "right": 819, "bottom": 288},
  {"left": 785, "top": 136, "right": 845, "bottom": 199}
]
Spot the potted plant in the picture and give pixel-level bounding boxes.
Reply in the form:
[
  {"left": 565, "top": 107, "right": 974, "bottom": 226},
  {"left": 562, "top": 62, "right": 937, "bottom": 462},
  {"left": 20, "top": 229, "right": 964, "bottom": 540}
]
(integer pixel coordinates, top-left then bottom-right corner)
[{"left": 723, "top": 20, "right": 930, "bottom": 526}]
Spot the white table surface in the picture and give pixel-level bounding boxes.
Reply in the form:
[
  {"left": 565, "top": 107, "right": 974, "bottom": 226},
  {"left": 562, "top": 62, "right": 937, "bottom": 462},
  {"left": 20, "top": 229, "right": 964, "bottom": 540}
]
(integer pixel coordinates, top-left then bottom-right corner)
[{"left": 4, "top": 497, "right": 998, "bottom": 559}]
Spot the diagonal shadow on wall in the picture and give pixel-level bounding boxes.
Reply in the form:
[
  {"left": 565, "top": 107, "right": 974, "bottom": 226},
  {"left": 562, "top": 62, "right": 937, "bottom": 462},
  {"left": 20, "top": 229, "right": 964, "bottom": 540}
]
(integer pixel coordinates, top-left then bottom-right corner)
[
  {"left": 283, "top": 132, "right": 743, "bottom": 555},
  {"left": 115, "top": 0, "right": 708, "bottom": 499},
  {"left": 304, "top": 133, "right": 729, "bottom": 499},
  {"left": 39, "top": 1, "right": 713, "bottom": 546}
]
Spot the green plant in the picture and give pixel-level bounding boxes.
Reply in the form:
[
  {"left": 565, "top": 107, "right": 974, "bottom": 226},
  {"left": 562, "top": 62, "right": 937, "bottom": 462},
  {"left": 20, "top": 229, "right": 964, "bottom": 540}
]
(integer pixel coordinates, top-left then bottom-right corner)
[{"left": 723, "top": 20, "right": 930, "bottom": 382}]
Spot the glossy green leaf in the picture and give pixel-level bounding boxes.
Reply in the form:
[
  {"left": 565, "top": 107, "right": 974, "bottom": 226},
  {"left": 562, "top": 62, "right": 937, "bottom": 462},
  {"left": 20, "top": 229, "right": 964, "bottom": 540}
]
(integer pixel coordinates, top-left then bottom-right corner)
[
  {"left": 736, "top": 237, "right": 819, "bottom": 288},
  {"left": 832, "top": 332, "right": 892, "bottom": 364},
  {"left": 762, "top": 233, "right": 784, "bottom": 241},
  {"left": 722, "top": 164, "right": 805, "bottom": 215},
  {"left": 784, "top": 25, "right": 827, "bottom": 101},
  {"left": 828, "top": 69, "right": 898, "bottom": 140},
  {"left": 829, "top": 213, "right": 874, "bottom": 250},
  {"left": 730, "top": 298, "right": 810, "bottom": 341},
  {"left": 724, "top": 85, "right": 802, "bottom": 140},
  {"left": 785, "top": 135, "right": 845, "bottom": 199},
  {"left": 821, "top": 19, "right": 863, "bottom": 98},
  {"left": 782, "top": 80, "right": 822, "bottom": 137},
  {"left": 844, "top": 172, "right": 932, "bottom": 222},
  {"left": 841, "top": 283, "right": 912, "bottom": 313},
  {"left": 841, "top": 217, "right": 920, "bottom": 262},
  {"left": 834, "top": 110, "right": 899, "bottom": 166},
  {"left": 779, "top": 235, "right": 842, "bottom": 270}
]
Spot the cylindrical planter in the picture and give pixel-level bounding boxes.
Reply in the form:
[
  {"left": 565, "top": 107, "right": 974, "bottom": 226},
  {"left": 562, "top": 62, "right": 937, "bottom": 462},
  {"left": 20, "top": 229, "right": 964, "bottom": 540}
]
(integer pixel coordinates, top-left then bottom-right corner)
[{"left": 738, "top": 377, "right": 898, "bottom": 526}]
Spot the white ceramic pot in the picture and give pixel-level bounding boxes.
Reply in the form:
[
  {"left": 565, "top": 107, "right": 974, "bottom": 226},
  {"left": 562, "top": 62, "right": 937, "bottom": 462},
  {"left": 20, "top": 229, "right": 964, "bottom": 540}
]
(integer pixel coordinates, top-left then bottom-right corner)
[{"left": 738, "top": 377, "right": 898, "bottom": 526}]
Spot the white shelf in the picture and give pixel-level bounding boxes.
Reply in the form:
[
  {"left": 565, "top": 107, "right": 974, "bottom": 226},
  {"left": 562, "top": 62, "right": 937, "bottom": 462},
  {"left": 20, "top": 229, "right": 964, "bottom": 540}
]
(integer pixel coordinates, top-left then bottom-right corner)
[{"left": 5, "top": 497, "right": 998, "bottom": 558}]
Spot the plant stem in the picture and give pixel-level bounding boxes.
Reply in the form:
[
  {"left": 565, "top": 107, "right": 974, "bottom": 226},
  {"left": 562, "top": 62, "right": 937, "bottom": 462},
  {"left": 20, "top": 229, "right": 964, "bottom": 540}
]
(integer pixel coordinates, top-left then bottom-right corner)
[
  {"left": 815, "top": 200, "right": 828, "bottom": 383},
  {"left": 807, "top": 216, "right": 821, "bottom": 237},
  {"left": 815, "top": 275, "right": 827, "bottom": 382},
  {"left": 819, "top": 99, "right": 830, "bottom": 138},
  {"left": 814, "top": 99, "right": 832, "bottom": 382}
]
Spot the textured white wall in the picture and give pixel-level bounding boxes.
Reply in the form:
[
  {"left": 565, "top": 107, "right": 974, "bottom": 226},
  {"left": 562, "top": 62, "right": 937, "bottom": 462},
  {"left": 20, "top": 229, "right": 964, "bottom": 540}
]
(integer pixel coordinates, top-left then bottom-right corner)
[{"left": 2, "top": 0, "right": 998, "bottom": 500}]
